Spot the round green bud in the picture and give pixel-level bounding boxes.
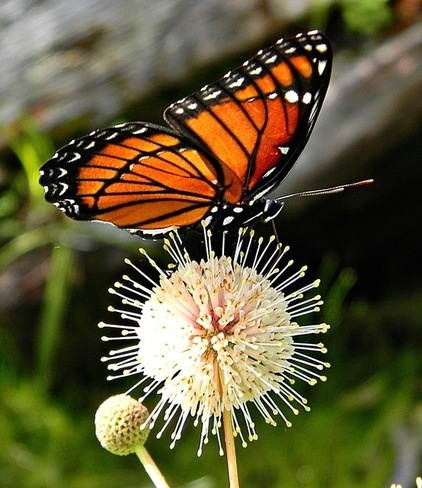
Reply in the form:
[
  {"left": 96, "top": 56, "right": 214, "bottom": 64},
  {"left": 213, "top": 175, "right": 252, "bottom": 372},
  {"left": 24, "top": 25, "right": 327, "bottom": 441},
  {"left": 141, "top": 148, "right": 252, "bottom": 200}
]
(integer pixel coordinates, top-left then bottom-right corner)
[{"left": 95, "top": 394, "right": 150, "bottom": 455}]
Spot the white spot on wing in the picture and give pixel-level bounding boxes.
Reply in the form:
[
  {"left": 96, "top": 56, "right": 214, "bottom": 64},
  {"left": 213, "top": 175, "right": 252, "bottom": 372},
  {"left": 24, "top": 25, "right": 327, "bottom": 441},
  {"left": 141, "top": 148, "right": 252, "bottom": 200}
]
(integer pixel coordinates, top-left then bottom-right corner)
[
  {"left": 264, "top": 54, "right": 277, "bottom": 64},
  {"left": 302, "top": 92, "right": 312, "bottom": 104},
  {"left": 202, "top": 89, "right": 221, "bottom": 101},
  {"left": 318, "top": 60, "right": 328, "bottom": 75},
  {"left": 222, "top": 216, "right": 235, "bottom": 226},
  {"left": 316, "top": 43, "right": 327, "bottom": 53},
  {"left": 58, "top": 183, "right": 69, "bottom": 196},
  {"left": 68, "top": 152, "right": 82, "bottom": 163},
  {"left": 262, "top": 167, "right": 276, "bottom": 178},
  {"left": 285, "top": 90, "right": 299, "bottom": 103},
  {"left": 228, "top": 77, "right": 245, "bottom": 88},
  {"left": 203, "top": 215, "right": 213, "bottom": 227},
  {"left": 133, "top": 127, "right": 148, "bottom": 135},
  {"left": 248, "top": 66, "right": 262, "bottom": 76},
  {"left": 137, "top": 226, "right": 175, "bottom": 236}
]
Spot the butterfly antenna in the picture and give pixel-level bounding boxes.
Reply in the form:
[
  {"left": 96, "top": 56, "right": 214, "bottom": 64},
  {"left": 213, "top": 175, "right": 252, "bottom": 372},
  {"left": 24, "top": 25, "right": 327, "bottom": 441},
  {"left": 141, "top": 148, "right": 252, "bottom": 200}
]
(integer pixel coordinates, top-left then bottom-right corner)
[{"left": 277, "top": 179, "right": 374, "bottom": 201}]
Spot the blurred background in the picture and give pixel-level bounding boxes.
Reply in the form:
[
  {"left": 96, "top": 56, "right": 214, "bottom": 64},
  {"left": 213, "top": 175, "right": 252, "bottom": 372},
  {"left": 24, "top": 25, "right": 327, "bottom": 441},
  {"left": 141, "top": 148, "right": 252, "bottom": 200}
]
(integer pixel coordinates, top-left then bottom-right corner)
[{"left": 0, "top": 1, "right": 421, "bottom": 487}]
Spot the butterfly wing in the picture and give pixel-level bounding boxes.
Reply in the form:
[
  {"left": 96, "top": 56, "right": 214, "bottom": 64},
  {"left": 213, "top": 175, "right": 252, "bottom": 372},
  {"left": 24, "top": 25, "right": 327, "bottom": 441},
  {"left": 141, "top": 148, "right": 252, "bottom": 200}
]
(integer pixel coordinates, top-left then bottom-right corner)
[
  {"left": 164, "top": 30, "right": 332, "bottom": 203},
  {"left": 39, "top": 123, "right": 228, "bottom": 237}
]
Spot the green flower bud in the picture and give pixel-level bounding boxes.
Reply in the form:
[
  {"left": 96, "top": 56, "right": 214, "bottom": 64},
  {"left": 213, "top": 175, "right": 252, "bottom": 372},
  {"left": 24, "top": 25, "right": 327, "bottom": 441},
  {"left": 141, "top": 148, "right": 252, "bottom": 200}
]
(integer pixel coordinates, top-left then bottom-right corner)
[{"left": 95, "top": 394, "right": 150, "bottom": 455}]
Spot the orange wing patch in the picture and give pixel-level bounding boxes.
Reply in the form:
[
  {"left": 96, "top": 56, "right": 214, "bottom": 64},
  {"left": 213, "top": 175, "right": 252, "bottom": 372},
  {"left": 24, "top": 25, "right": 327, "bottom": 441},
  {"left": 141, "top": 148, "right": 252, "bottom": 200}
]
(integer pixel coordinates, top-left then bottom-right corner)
[
  {"left": 248, "top": 99, "right": 300, "bottom": 189},
  {"left": 185, "top": 100, "right": 258, "bottom": 202},
  {"left": 95, "top": 196, "right": 212, "bottom": 229},
  {"left": 289, "top": 55, "right": 313, "bottom": 78},
  {"left": 77, "top": 135, "right": 219, "bottom": 209}
]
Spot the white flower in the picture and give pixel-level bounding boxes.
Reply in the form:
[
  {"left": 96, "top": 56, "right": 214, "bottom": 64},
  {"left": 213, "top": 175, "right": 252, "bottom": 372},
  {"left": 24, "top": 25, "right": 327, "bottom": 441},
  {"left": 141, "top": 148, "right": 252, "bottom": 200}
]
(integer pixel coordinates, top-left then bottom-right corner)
[{"left": 99, "top": 226, "right": 330, "bottom": 455}]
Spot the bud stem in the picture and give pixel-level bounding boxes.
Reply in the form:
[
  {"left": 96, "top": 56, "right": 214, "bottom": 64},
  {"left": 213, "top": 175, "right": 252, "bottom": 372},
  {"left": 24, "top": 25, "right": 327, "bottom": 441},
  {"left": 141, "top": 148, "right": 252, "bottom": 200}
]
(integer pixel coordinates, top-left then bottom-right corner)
[{"left": 135, "top": 445, "right": 170, "bottom": 488}]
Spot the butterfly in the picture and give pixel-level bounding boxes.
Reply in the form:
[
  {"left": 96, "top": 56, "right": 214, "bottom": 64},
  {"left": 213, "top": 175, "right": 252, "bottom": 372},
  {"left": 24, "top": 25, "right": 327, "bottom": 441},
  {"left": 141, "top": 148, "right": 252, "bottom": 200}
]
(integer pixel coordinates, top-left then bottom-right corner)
[{"left": 39, "top": 30, "right": 333, "bottom": 239}]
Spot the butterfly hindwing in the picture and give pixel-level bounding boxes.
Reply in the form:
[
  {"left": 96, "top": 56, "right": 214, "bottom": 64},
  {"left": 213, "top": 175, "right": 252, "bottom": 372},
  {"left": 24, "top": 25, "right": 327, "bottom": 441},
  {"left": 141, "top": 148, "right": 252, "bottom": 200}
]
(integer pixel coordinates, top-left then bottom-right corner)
[
  {"left": 40, "top": 123, "right": 222, "bottom": 237},
  {"left": 164, "top": 30, "right": 332, "bottom": 202}
]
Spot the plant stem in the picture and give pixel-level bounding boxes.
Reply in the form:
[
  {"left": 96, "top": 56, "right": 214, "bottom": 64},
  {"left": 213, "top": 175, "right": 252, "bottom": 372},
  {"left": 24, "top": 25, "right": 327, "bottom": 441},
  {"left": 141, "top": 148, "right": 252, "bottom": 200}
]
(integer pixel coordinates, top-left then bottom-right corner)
[
  {"left": 135, "top": 445, "right": 170, "bottom": 488},
  {"left": 222, "top": 409, "right": 240, "bottom": 488}
]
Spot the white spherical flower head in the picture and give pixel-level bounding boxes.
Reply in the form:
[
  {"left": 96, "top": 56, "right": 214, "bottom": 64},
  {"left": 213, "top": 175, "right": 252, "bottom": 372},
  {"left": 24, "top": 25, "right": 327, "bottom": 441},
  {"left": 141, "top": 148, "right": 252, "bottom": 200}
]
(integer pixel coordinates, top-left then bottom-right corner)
[
  {"left": 99, "top": 227, "right": 330, "bottom": 455},
  {"left": 95, "top": 394, "right": 150, "bottom": 455}
]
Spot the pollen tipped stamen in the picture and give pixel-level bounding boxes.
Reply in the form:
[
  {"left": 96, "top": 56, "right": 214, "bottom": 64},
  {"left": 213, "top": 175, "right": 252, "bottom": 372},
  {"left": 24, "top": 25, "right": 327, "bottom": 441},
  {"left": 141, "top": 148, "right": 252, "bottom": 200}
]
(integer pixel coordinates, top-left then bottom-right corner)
[
  {"left": 255, "top": 241, "right": 284, "bottom": 278},
  {"left": 164, "top": 231, "right": 190, "bottom": 266},
  {"left": 239, "top": 229, "right": 255, "bottom": 265},
  {"left": 98, "top": 320, "right": 137, "bottom": 333},
  {"left": 109, "top": 309, "right": 143, "bottom": 323},
  {"left": 251, "top": 234, "right": 274, "bottom": 269},
  {"left": 121, "top": 275, "right": 155, "bottom": 299},
  {"left": 275, "top": 265, "right": 307, "bottom": 290},
  {"left": 125, "top": 256, "right": 161, "bottom": 288},
  {"left": 232, "top": 227, "right": 247, "bottom": 263}
]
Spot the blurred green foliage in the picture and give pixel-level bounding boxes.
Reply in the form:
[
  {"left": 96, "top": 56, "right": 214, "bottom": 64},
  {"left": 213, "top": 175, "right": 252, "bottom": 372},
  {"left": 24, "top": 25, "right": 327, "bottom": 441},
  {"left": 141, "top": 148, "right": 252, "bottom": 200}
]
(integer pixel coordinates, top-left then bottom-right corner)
[{"left": 340, "top": 0, "right": 393, "bottom": 35}]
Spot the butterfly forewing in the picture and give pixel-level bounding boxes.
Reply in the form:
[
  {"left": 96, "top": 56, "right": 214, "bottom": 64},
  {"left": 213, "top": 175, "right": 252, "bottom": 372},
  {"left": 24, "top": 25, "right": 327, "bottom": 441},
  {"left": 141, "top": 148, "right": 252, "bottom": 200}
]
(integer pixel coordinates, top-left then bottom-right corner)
[{"left": 164, "top": 30, "right": 332, "bottom": 202}]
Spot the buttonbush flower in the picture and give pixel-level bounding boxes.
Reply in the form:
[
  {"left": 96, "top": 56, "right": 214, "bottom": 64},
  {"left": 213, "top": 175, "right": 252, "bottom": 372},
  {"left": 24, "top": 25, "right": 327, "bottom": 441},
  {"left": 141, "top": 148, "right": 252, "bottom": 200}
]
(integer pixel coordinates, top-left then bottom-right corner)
[{"left": 99, "top": 226, "right": 330, "bottom": 456}]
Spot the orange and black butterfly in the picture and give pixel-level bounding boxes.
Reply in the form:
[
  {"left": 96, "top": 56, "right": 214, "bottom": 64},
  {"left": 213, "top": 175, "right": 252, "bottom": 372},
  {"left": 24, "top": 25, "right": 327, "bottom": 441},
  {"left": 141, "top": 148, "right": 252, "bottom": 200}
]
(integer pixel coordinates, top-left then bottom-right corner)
[{"left": 39, "top": 30, "right": 332, "bottom": 238}]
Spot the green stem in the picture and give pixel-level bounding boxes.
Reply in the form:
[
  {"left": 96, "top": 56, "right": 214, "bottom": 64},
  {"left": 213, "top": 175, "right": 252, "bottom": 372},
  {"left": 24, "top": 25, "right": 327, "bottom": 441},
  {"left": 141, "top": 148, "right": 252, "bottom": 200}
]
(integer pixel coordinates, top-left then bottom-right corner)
[
  {"left": 134, "top": 445, "right": 171, "bottom": 488},
  {"left": 222, "top": 409, "right": 240, "bottom": 488}
]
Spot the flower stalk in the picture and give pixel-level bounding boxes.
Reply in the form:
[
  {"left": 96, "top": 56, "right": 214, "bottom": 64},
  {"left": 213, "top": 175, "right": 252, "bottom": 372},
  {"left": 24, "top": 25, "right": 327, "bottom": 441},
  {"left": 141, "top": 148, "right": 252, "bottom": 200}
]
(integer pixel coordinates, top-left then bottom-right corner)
[
  {"left": 135, "top": 445, "right": 171, "bottom": 488},
  {"left": 223, "top": 409, "right": 239, "bottom": 488}
]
